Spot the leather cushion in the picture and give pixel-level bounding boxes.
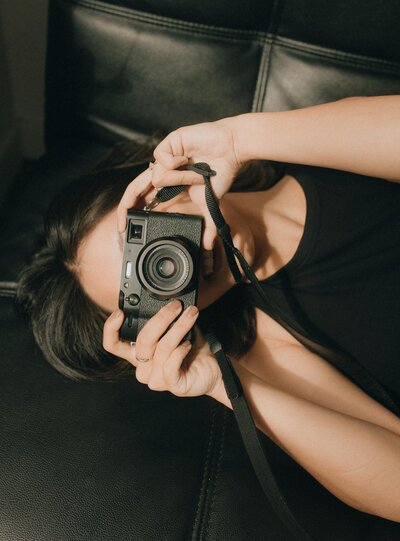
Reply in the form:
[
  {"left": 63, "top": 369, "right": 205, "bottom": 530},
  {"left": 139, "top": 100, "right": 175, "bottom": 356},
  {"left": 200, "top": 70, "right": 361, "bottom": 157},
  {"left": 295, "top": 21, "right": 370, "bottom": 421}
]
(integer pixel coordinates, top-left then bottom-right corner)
[{"left": 0, "top": 295, "right": 221, "bottom": 540}]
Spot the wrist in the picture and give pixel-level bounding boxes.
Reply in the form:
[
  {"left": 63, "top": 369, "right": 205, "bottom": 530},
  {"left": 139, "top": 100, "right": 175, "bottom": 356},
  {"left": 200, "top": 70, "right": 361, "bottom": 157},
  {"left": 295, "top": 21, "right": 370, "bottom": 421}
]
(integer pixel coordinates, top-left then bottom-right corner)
[
  {"left": 227, "top": 112, "right": 276, "bottom": 163},
  {"left": 207, "top": 372, "right": 236, "bottom": 408},
  {"left": 206, "top": 357, "right": 245, "bottom": 409},
  {"left": 226, "top": 113, "right": 252, "bottom": 164}
]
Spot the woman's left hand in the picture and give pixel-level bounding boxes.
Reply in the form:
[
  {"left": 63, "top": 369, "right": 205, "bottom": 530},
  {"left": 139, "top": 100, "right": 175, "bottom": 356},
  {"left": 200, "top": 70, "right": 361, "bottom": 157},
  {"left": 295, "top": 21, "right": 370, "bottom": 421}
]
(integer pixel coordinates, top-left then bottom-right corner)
[{"left": 103, "top": 300, "right": 223, "bottom": 398}]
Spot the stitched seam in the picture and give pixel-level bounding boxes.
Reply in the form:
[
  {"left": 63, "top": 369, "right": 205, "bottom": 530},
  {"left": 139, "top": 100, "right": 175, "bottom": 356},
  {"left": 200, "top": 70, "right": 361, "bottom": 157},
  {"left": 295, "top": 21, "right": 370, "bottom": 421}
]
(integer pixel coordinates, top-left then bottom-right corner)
[
  {"left": 0, "top": 281, "right": 17, "bottom": 298},
  {"left": 60, "top": 0, "right": 400, "bottom": 74},
  {"left": 204, "top": 406, "right": 227, "bottom": 541},
  {"left": 276, "top": 35, "right": 400, "bottom": 67},
  {"left": 254, "top": 0, "right": 285, "bottom": 111},
  {"left": 60, "top": 0, "right": 400, "bottom": 71},
  {"left": 275, "top": 36, "right": 400, "bottom": 75},
  {"left": 251, "top": 40, "right": 271, "bottom": 112},
  {"left": 62, "top": 0, "right": 269, "bottom": 45},
  {"left": 190, "top": 403, "right": 217, "bottom": 541},
  {"left": 0, "top": 291, "right": 16, "bottom": 299}
]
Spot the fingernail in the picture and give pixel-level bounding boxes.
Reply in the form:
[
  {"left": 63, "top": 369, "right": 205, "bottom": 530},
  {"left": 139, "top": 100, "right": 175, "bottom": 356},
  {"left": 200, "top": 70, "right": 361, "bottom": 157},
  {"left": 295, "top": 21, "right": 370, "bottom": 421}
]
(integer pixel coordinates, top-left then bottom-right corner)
[
  {"left": 114, "top": 309, "right": 123, "bottom": 319},
  {"left": 184, "top": 305, "right": 199, "bottom": 318},
  {"left": 167, "top": 300, "right": 182, "bottom": 312}
]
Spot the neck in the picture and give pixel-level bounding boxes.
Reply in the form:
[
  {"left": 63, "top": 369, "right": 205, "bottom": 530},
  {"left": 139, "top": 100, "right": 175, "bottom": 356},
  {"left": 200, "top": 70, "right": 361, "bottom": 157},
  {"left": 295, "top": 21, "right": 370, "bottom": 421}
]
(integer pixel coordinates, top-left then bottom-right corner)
[
  {"left": 224, "top": 190, "right": 273, "bottom": 282},
  {"left": 226, "top": 175, "right": 306, "bottom": 282},
  {"left": 198, "top": 175, "right": 306, "bottom": 309}
]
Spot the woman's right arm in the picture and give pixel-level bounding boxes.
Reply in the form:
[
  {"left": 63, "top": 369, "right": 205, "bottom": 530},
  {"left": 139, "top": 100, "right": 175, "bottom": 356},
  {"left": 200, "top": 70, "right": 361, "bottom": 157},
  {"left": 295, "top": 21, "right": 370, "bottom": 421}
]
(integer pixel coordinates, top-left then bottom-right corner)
[
  {"left": 118, "top": 95, "right": 400, "bottom": 246},
  {"left": 228, "top": 95, "right": 400, "bottom": 181}
]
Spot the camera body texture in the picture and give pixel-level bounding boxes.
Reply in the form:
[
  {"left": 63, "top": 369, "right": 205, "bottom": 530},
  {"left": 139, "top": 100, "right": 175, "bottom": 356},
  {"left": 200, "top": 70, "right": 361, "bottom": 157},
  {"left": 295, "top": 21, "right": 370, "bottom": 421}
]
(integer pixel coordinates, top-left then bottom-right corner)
[{"left": 119, "top": 209, "right": 204, "bottom": 342}]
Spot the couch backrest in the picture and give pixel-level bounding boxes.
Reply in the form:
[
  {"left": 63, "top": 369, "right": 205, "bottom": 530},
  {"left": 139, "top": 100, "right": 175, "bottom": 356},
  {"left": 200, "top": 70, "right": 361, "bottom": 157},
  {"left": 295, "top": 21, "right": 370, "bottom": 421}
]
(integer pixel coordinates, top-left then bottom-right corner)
[{"left": 45, "top": 0, "right": 400, "bottom": 145}]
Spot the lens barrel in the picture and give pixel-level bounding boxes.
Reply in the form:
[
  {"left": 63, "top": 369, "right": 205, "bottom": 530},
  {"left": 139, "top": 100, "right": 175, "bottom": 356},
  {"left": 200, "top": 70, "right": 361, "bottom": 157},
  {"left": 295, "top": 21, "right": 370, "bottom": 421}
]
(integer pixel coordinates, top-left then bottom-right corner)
[{"left": 137, "top": 239, "right": 194, "bottom": 297}]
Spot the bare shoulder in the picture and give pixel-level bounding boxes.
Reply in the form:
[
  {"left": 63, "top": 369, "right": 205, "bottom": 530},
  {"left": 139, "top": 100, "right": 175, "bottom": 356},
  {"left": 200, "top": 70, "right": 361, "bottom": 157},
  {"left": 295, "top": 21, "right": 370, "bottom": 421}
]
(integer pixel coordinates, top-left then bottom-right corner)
[{"left": 237, "top": 308, "right": 400, "bottom": 434}]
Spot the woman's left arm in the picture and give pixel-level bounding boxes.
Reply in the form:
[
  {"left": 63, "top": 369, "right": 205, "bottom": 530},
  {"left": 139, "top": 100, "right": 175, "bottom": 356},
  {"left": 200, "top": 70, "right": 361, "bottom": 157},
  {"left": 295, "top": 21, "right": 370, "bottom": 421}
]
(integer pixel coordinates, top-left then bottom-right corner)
[
  {"left": 208, "top": 361, "right": 400, "bottom": 522},
  {"left": 227, "top": 95, "right": 400, "bottom": 181}
]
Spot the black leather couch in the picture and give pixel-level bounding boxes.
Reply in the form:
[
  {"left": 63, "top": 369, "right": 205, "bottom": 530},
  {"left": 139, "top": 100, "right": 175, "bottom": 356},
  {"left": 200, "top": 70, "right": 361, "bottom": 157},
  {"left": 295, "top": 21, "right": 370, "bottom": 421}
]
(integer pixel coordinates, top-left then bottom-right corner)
[{"left": 1, "top": 1, "right": 400, "bottom": 539}]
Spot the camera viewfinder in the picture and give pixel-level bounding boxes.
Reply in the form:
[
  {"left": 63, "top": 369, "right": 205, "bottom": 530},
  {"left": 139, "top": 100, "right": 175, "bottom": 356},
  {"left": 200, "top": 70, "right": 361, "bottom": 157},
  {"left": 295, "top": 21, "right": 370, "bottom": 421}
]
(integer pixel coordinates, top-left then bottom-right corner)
[{"left": 128, "top": 220, "right": 145, "bottom": 243}]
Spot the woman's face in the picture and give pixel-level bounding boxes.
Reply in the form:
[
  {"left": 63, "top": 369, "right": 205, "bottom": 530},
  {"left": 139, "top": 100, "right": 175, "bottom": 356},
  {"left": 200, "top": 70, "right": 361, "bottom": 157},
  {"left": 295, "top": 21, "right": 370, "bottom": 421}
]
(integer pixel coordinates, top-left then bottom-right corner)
[{"left": 77, "top": 190, "right": 254, "bottom": 313}]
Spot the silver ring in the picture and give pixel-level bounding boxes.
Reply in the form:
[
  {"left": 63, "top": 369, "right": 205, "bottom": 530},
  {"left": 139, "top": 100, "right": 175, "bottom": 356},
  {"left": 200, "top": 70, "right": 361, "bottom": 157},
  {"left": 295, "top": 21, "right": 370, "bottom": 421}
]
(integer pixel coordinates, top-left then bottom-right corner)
[{"left": 136, "top": 356, "right": 150, "bottom": 364}]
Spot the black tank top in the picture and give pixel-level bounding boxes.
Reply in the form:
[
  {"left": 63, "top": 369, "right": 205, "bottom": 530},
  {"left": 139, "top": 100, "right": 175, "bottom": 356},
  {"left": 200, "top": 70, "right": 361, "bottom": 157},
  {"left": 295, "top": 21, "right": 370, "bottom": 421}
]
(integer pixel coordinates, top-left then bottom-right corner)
[
  {"left": 226, "top": 164, "right": 400, "bottom": 539},
  {"left": 244, "top": 164, "right": 400, "bottom": 408}
]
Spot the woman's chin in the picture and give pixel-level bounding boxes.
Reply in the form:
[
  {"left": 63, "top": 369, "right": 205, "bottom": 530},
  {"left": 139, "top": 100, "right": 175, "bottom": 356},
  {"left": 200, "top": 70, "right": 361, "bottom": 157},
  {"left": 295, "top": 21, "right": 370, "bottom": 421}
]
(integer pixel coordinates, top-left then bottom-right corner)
[
  {"left": 197, "top": 276, "right": 223, "bottom": 310},
  {"left": 197, "top": 263, "right": 234, "bottom": 310}
]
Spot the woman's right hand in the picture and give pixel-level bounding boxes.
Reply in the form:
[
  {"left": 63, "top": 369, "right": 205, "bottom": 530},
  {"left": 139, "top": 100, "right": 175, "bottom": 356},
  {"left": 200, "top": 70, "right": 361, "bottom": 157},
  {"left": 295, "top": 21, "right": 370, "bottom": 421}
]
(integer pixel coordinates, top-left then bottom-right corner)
[
  {"left": 151, "top": 118, "right": 241, "bottom": 198},
  {"left": 117, "top": 118, "right": 242, "bottom": 250}
]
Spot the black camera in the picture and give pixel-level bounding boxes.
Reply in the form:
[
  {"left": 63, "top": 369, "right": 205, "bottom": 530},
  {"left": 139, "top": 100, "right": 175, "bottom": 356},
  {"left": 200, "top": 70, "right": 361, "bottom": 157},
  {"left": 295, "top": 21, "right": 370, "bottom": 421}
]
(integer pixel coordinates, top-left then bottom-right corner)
[{"left": 119, "top": 209, "right": 204, "bottom": 343}]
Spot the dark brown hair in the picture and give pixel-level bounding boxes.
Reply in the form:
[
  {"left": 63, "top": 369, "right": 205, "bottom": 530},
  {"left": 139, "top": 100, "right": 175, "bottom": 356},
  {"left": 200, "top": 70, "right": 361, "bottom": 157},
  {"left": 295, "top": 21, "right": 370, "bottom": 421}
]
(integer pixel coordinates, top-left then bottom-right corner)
[{"left": 16, "top": 138, "right": 281, "bottom": 382}]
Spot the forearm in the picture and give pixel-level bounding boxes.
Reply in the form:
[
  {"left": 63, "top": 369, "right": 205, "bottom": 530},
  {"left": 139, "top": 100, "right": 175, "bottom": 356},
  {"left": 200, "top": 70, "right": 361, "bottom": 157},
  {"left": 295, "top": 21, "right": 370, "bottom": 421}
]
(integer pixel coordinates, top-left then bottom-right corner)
[
  {"left": 208, "top": 362, "right": 400, "bottom": 522},
  {"left": 228, "top": 96, "right": 400, "bottom": 181}
]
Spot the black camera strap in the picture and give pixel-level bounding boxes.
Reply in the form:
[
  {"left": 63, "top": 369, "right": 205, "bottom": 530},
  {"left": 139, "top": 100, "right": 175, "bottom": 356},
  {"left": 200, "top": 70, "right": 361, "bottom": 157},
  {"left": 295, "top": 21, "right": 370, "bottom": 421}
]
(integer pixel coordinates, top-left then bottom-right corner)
[
  {"left": 203, "top": 332, "right": 315, "bottom": 541},
  {"left": 153, "top": 162, "right": 399, "bottom": 541},
  {"left": 154, "top": 163, "right": 314, "bottom": 541},
  {"left": 167, "top": 163, "right": 399, "bottom": 417}
]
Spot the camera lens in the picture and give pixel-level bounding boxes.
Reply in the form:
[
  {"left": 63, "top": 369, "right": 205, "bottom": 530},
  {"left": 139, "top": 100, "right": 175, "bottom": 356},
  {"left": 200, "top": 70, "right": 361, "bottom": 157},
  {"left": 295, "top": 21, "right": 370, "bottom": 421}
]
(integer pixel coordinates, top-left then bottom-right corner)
[
  {"left": 156, "top": 257, "right": 177, "bottom": 278},
  {"left": 137, "top": 239, "right": 194, "bottom": 297}
]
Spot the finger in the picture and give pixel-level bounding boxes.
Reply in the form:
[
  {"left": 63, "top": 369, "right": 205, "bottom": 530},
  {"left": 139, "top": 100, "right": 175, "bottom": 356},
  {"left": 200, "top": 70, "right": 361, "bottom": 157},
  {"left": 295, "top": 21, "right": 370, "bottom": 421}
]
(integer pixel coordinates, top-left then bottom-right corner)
[
  {"left": 145, "top": 340, "right": 192, "bottom": 392},
  {"left": 103, "top": 310, "right": 133, "bottom": 360},
  {"left": 154, "top": 305, "right": 199, "bottom": 360},
  {"left": 135, "top": 300, "right": 183, "bottom": 360},
  {"left": 162, "top": 340, "right": 192, "bottom": 390},
  {"left": 117, "top": 168, "right": 154, "bottom": 232},
  {"left": 153, "top": 133, "right": 189, "bottom": 170},
  {"left": 135, "top": 359, "right": 152, "bottom": 385},
  {"left": 151, "top": 167, "right": 204, "bottom": 189},
  {"left": 154, "top": 151, "right": 188, "bottom": 170}
]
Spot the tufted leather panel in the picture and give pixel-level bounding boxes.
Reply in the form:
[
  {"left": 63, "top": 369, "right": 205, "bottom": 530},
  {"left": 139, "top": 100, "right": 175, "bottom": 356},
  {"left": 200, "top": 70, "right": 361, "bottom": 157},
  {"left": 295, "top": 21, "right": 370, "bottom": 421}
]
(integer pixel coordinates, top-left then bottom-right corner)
[
  {"left": 258, "top": 39, "right": 400, "bottom": 111},
  {"left": 46, "top": 0, "right": 264, "bottom": 144},
  {"left": 0, "top": 295, "right": 222, "bottom": 541},
  {"left": 46, "top": 0, "right": 400, "bottom": 145}
]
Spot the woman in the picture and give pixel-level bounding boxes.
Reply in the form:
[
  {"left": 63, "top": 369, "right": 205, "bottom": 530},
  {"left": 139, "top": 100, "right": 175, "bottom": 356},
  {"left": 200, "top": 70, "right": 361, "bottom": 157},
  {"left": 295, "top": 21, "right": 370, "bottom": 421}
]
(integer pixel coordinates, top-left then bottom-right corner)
[{"left": 17, "top": 95, "right": 400, "bottom": 525}]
